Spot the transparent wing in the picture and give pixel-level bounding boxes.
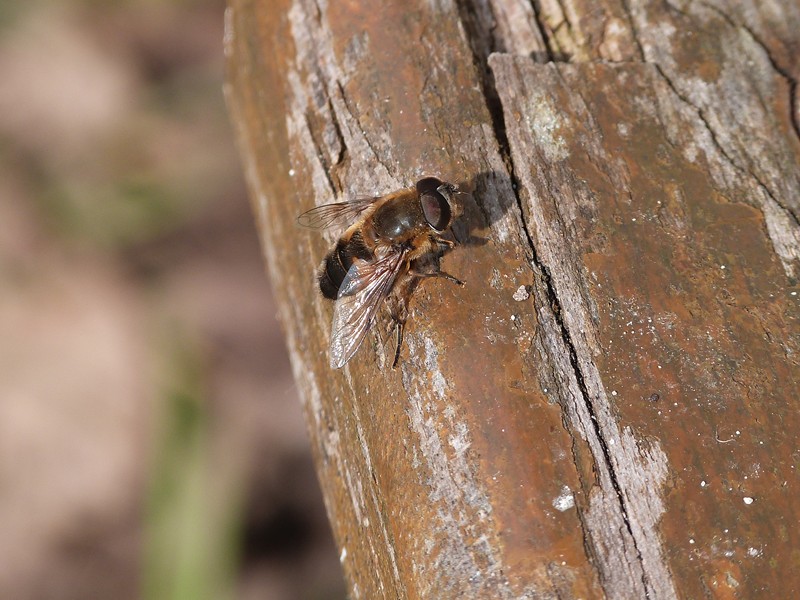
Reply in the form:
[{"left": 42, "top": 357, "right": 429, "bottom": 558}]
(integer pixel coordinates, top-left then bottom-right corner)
[
  {"left": 329, "top": 249, "right": 408, "bottom": 369},
  {"left": 297, "top": 196, "right": 380, "bottom": 230}
]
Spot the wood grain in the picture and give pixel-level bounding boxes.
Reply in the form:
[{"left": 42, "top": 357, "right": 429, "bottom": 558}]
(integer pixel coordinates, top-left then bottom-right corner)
[
  {"left": 225, "top": 0, "right": 800, "bottom": 597},
  {"left": 493, "top": 54, "right": 800, "bottom": 598}
]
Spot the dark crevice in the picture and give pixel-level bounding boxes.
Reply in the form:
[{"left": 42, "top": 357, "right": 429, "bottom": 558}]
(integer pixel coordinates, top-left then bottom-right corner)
[
  {"left": 326, "top": 96, "right": 347, "bottom": 167},
  {"left": 304, "top": 111, "right": 338, "bottom": 195},
  {"left": 333, "top": 80, "right": 394, "bottom": 180},
  {"left": 454, "top": 7, "right": 652, "bottom": 596},
  {"left": 652, "top": 66, "right": 741, "bottom": 169},
  {"left": 453, "top": 0, "right": 501, "bottom": 58},
  {"left": 528, "top": 0, "right": 556, "bottom": 62},
  {"left": 742, "top": 30, "right": 800, "bottom": 143},
  {"left": 324, "top": 91, "right": 348, "bottom": 192},
  {"left": 551, "top": 0, "right": 577, "bottom": 52},
  {"left": 453, "top": 1, "right": 516, "bottom": 183},
  {"left": 309, "top": 0, "right": 323, "bottom": 25},
  {"left": 529, "top": 224, "right": 652, "bottom": 600},
  {"left": 618, "top": 0, "right": 648, "bottom": 62}
]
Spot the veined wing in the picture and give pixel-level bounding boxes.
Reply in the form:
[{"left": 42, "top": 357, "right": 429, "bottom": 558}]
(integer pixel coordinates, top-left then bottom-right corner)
[
  {"left": 329, "top": 249, "right": 408, "bottom": 369},
  {"left": 297, "top": 196, "right": 380, "bottom": 230}
]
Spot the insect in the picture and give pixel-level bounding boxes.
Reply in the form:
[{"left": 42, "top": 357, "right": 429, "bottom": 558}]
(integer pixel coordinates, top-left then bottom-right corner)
[{"left": 298, "top": 176, "right": 465, "bottom": 369}]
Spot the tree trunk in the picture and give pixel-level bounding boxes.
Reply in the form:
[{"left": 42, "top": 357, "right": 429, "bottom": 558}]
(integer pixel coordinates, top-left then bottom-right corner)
[{"left": 224, "top": 0, "right": 800, "bottom": 598}]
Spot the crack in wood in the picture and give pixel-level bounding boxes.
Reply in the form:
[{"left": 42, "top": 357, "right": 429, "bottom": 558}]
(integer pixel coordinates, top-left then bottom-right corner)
[
  {"left": 453, "top": 3, "right": 660, "bottom": 592},
  {"left": 489, "top": 55, "right": 695, "bottom": 599},
  {"left": 465, "top": 32, "right": 655, "bottom": 594},
  {"left": 620, "top": 0, "right": 800, "bottom": 273},
  {"left": 529, "top": 0, "right": 557, "bottom": 62},
  {"left": 452, "top": 5, "right": 656, "bottom": 588},
  {"left": 695, "top": 0, "right": 800, "bottom": 168},
  {"left": 332, "top": 80, "right": 396, "bottom": 183},
  {"left": 645, "top": 63, "right": 800, "bottom": 278}
]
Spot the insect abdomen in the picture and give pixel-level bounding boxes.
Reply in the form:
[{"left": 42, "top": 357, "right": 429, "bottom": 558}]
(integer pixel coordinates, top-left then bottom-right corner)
[{"left": 318, "top": 231, "right": 372, "bottom": 299}]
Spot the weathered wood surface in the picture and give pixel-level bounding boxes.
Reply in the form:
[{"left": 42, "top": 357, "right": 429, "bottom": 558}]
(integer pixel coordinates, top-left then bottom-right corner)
[
  {"left": 492, "top": 54, "right": 800, "bottom": 598},
  {"left": 224, "top": 0, "right": 800, "bottom": 598}
]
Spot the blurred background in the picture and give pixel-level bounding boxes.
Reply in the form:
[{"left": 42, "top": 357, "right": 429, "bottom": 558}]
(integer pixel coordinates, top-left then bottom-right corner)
[{"left": 0, "top": 0, "right": 345, "bottom": 598}]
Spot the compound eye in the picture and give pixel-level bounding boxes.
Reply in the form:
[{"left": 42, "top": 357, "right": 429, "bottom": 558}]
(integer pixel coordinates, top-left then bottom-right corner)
[
  {"left": 421, "top": 192, "right": 451, "bottom": 231},
  {"left": 415, "top": 177, "right": 444, "bottom": 196}
]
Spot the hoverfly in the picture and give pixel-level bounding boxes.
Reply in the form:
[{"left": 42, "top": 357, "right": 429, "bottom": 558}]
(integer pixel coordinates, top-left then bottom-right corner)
[{"left": 298, "top": 177, "right": 464, "bottom": 369}]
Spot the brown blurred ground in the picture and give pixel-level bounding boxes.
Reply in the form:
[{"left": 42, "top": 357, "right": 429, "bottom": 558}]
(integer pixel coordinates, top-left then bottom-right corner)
[{"left": 0, "top": 1, "right": 344, "bottom": 598}]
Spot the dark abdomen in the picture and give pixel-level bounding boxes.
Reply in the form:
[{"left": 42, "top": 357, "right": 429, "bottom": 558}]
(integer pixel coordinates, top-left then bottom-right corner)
[{"left": 318, "top": 231, "right": 373, "bottom": 299}]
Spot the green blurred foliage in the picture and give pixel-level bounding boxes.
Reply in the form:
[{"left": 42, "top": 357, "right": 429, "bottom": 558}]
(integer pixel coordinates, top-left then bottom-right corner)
[{"left": 144, "top": 337, "right": 241, "bottom": 600}]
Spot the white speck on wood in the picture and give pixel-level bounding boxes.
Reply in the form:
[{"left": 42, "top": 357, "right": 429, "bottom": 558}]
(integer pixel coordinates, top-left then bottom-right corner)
[
  {"left": 552, "top": 486, "right": 575, "bottom": 511},
  {"left": 513, "top": 285, "right": 530, "bottom": 301}
]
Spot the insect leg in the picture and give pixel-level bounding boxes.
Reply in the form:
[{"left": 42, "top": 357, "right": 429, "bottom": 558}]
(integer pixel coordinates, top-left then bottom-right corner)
[
  {"left": 414, "top": 270, "right": 465, "bottom": 286},
  {"left": 434, "top": 237, "right": 455, "bottom": 249},
  {"left": 392, "top": 319, "right": 405, "bottom": 369},
  {"left": 385, "top": 275, "right": 414, "bottom": 369}
]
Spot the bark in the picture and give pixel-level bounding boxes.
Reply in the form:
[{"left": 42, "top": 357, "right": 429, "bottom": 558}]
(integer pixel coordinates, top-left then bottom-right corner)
[{"left": 224, "top": 0, "right": 800, "bottom": 598}]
